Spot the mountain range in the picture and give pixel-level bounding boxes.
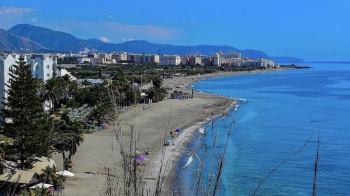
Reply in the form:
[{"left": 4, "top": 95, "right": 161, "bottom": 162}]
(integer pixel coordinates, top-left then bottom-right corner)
[{"left": 0, "top": 24, "right": 303, "bottom": 63}]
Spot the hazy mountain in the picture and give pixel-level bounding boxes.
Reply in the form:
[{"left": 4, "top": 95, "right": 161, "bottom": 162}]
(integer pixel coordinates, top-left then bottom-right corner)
[
  {"left": 0, "top": 28, "right": 47, "bottom": 52},
  {"left": 5, "top": 24, "right": 303, "bottom": 62}
]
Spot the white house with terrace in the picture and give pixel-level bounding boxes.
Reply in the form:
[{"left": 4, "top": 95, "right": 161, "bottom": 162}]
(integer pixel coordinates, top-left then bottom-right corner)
[{"left": 0, "top": 54, "right": 57, "bottom": 109}]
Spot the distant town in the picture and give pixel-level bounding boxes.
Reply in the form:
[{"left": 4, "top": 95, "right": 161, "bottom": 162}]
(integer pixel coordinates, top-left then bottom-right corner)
[
  {"left": 0, "top": 51, "right": 277, "bottom": 106},
  {"left": 60, "top": 50, "right": 276, "bottom": 67}
]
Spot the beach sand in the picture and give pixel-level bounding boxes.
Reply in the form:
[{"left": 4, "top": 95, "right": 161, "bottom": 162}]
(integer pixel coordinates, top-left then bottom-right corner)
[{"left": 54, "top": 69, "right": 286, "bottom": 195}]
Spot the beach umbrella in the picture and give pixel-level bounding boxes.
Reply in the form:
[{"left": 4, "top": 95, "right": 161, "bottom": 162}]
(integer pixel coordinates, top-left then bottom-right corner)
[
  {"left": 137, "top": 156, "right": 145, "bottom": 161},
  {"left": 175, "top": 128, "right": 180, "bottom": 132},
  {"left": 30, "top": 183, "right": 54, "bottom": 189},
  {"left": 56, "top": 170, "right": 74, "bottom": 177}
]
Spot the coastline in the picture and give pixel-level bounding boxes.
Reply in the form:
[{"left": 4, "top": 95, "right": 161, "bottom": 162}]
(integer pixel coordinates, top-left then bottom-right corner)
[
  {"left": 160, "top": 100, "right": 236, "bottom": 195},
  {"left": 55, "top": 68, "right": 288, "bottom": 196},
  {"left": 159, "top": 68, "right": 290, "bottom": 195}
]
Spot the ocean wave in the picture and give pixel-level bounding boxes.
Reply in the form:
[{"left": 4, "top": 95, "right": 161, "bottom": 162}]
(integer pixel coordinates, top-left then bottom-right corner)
[
  {"left": 199, "top": 128, "right": 206, "bottom": 134},
  {"left": 183, "top": 156, "right": 193, "bottom": 168},
  {"left": 235, "top": 98, "right": 247, "bottom": 102}
]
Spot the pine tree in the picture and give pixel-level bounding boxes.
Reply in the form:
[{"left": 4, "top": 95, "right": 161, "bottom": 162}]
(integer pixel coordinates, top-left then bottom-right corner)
[{"left": 1, "top": 56, "right": 47, "bottom": 169}]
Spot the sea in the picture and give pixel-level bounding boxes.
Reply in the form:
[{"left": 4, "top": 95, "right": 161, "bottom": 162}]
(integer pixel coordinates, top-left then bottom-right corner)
[{"left": 172, "top": 63, "right": 350, "bottom": 196}]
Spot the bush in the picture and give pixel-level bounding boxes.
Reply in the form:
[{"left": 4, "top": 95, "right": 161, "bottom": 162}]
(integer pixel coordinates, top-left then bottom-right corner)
[{"left": 66, "top": 99, "right": 79, "bottom": 108}]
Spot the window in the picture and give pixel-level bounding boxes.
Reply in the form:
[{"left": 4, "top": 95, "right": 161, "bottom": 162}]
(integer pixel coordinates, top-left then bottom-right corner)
[
  {"left": 9, "top": 66, "right": 12, "bottom": 72},
  {"left": 47, "top": 65, "right": 50, "bottom": 69},
  {"left": 47, "top": 74, "right": 50, "bottom": 77}
]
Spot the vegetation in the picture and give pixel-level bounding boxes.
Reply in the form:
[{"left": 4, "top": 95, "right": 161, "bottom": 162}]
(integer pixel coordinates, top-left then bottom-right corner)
[
  {"left": 1, "top": 56, "right": 48, "bottom": 169},
  {"left": 0, "top": 58, "right": 278, "bottom": 195},
  {"left": 0, "top": 57, "right": 173, "bottom": 172},
  {"left": 144, "top": 76, "right": 167, "bottom": 103},
  {"left": 0, "top": 57, "right": 86, "bottom": 171}
]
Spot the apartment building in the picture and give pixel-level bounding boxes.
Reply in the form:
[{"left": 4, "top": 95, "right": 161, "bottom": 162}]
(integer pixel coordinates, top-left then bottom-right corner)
[
  {"left": 0, "top": 54, "right": 56, "bottom": 108},
  {"left": 159, "top": 55, "right": 181, "bottom": 65},
  {"left": 242, "top": 58, "right": 275, "bottom": 67},
  {"left": 212, "top": 51, "right": 242, "bottom": 66}
]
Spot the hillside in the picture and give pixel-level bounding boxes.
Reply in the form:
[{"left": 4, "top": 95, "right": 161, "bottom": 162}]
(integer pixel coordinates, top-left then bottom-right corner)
[
  {"left": 0, "top": 28, "right": 47, "bottom": 52},
  {"left": 8, "top": 24, "right": 93, "bottom": 52}
]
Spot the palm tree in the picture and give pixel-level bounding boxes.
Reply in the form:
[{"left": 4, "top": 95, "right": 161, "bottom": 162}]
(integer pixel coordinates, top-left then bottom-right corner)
[
  {"left": 62, "top": 75, "right": 73, "bottom": 101},
  {"left": 41, "top": 78, "right": 65, "bottom": 113},
  {"left": 66, "top": 119, "right": 84, "bottom": 165},
  {"left": 46, "top": 117, "right": 84, "bottom": 170},
  {"left": 68, "top": 80, "right": 80, "bottom": 99}
]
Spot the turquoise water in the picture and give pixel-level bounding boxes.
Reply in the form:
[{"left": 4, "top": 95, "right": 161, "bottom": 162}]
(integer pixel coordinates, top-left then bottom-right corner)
[{"left": 173, "top": 64, "right": 350, "bottom": 195}]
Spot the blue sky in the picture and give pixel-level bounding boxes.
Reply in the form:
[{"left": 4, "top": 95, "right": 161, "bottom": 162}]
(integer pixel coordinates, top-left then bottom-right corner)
[{"left": 1, "top": 0, "right": 350, "bottom": 61}]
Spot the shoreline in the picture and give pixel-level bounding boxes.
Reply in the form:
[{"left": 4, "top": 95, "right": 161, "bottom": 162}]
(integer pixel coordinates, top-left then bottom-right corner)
[
  {"left": 160, "top": 68, "right": 288, "bottom": 194},
  {"left": 160, "top": 100, "right": 236, "bottom": 195},
  {"left": 56, "top": 67, "right": 289, "bottom": 195}
]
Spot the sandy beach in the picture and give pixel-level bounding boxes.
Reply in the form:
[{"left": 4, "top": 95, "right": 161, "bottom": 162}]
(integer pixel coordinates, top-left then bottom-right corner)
[{"left": 54, "top": 68, "right": 286, "bottom": 195}]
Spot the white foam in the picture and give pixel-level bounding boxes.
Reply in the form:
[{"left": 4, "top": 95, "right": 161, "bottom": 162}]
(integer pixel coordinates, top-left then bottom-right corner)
[{"left": 183, "top": 156, "right": 193, "bottom": 168}]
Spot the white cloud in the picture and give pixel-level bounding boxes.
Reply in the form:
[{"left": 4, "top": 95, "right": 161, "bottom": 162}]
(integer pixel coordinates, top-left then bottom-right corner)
[
  {"left": 30, "top": 18, "right": 38, "bottom": 23},
  {"left": 99, "top": 36, "right": 111, "bottom": 43},
  {"left": 128, "top": 38, "right": 134, "bottom": 41},
  {"left": 0, "top": 6, "right": 36, "bottom": 16},
  {"left": 120, "top": 38, "right": 126, "bottom": 42}
]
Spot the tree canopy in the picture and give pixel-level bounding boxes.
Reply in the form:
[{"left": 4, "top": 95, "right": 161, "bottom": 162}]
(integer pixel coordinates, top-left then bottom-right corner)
[{"left": 1, "top": 56, "right": 48, "bottom": 169}]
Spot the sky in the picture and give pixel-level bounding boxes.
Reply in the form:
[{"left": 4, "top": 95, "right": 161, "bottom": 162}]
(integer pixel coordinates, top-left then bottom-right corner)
[{"left": 0, "top": 0, "right": 350, "bottom": 61}]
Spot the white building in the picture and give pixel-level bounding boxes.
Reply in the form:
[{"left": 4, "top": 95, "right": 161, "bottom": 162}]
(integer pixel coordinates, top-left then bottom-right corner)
[
  {"left": 212, "top": 53, "right": 221, "bottom": 66},
  {"left": 119, "top": 52, "right": 128, "bottom": 61},
  {"left": 111, "top": 53, "right": 129, "bottom": 62},
  {"left": 242, "top": 58, "right": 275, "bottom": 67},
  {"left": 189, "top": 56, "right": 202, "bottom": 66},
  {"left": 77, "top": 57, "right": 91, "bottom": 64},
  {"left": 159, "top": 55, "right": 181, "bottom": 65},
  {"left": 0, "top": 54, "right": 56, "bottom": 108},
  {"left": 142, "top": 54, "right": 159, "bottom": 64},
  {"left": 212, "top": 52, "right": 241, "bottom": 66},
  {"left": 56, "top": 68, "right": 77, "bottom": 80}
]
